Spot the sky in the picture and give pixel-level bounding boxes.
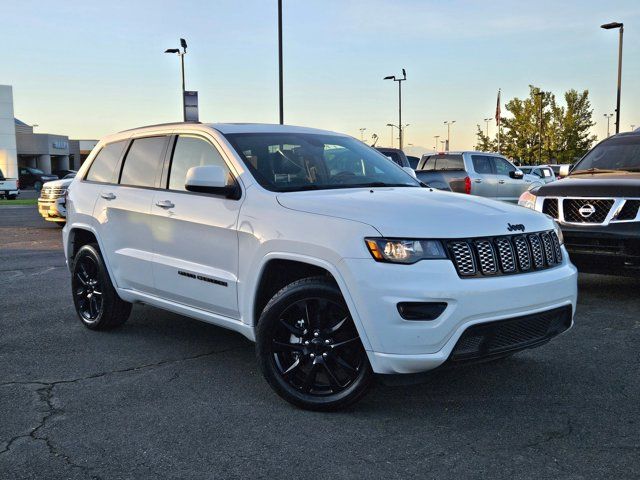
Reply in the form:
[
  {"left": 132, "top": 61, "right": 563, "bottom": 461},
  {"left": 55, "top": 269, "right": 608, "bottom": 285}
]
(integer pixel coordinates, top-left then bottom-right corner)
[{"left": 2, "top": 0, "right": 639, "bottom": 155}]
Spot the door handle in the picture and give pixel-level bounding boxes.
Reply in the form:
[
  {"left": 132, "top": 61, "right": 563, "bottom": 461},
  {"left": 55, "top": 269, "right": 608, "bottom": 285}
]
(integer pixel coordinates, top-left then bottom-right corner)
[
  {"left": 100, "top": 192, "right": 116, "bottom": 200},
  {"left": 498, "top": 180, "right": 505, "bottom": 184},
  {"left": 155, "top": 200, "right": 175, "bottom": 209},
  {"left": 474, "top": 178, "right": 482, "bottom": 183}
]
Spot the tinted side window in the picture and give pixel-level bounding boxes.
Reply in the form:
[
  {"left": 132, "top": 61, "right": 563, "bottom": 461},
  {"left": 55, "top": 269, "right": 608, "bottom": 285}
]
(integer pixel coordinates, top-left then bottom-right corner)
[
  {"left": 493, "top": 157, "right": 516, "bottom": 176},
  {"left": 120, "top": 136, "right": 168, "bottom": 187},
  {"left": 471, "top": 155, "right": 493, "bottom": 174},
  {"left": 86, "top": 141, "right": 127, "bottom": 183},
  {"left": 420, "top": 156, "right": 435, "bottom": 171},
  {"left": 433, "top": 154, "right": 464, "bottom": 171},
  {"left": 384, "top": 151, "right": 402, "bottom": 166},
  {"left": 168, "top": 136, "right": 230, "bottom": 191}
]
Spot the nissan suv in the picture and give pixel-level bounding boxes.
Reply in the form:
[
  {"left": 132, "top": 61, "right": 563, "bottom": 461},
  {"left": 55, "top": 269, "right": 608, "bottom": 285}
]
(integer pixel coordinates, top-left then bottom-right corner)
[{"left": 63, "top": 123, "right": 578, "bottom": 410}]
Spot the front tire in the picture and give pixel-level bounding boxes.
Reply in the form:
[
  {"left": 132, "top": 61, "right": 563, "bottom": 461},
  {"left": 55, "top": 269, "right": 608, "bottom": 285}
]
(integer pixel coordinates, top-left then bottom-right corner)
[
  {"left": 71, "top": 244, "right": 131, "bottom": 330},
  {"left": 256, "top": 277, "right": 372, "bottom": 411},
  {"left": 34, "top": 181, "right": 42, "bottom": 191}
]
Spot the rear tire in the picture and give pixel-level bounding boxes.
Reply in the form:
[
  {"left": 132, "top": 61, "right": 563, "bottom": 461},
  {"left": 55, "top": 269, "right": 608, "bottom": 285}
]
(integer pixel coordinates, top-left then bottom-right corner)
[
  {"left": 71, "top": 243, "right": 131, "bottom": 330},
  {"left": 256, "top": 277, "right": 372, "bottom": 411}
]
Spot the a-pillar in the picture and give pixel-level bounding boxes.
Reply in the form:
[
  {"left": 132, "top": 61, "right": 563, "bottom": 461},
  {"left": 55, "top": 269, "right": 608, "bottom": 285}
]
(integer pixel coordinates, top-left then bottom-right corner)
[{"left": 37, "top": 154, "right": 52, "bottom": 174}]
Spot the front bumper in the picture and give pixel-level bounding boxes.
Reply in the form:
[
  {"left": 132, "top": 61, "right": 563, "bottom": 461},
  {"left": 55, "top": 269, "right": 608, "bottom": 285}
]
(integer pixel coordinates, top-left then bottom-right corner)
[
  {"left": 561, "top": 223, "right": 640, "bottom": 275},
  {"left": 1, "top": 189, "right": 19, "bottom": 197},
  {"left": 339, "top": 251, "right": 577, "bottom": 374},
  {"left": 37, "top": 198, "right": 67, "bottom": 222}
]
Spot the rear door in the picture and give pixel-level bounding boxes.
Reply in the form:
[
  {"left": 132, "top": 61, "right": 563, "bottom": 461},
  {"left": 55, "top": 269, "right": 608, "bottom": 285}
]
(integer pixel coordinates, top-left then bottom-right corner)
[
  {"left": 150, "top": 133, "right": 242, "bottom": 318},
  {"left": 93, "top": 135, "right": 169, "bottom": 292},
  {"left": 469, "top": 155, "right": 498, "bottom": 199}
]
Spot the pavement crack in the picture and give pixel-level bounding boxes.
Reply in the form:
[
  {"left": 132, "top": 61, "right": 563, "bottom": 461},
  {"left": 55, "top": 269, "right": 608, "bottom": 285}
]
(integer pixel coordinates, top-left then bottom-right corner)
[{"left": 523, "top": 417, "right": 573, "bottom": 448}]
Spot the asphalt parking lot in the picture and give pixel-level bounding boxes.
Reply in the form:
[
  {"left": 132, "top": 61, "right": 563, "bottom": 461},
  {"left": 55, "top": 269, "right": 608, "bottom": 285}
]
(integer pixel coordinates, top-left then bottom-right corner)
[{"left": 1, "top": 206, "right": 638, "bottom": 480}]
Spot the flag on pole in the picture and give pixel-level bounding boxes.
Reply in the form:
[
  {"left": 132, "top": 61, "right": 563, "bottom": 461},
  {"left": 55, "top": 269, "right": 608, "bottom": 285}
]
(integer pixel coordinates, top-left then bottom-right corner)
[{"left": 495, "top": 89, "right": 501, "bottom": 126}]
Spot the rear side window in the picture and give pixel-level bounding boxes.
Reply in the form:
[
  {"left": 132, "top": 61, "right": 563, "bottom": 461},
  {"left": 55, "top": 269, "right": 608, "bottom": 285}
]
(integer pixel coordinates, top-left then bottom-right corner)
[
  {"left": 471, "top": 155, "right": 493, "bottom": 174},
  {"left": 120, "top": 136, "right": 169, "bottom": 188},
  {"left": 86, "top": 141, "right": 127, "bottom": 183},
  {"left": 168, "top": 135, "right": 231, "bottom": 191},
  {"left": 429, "top": 154, "right": 464, "bottom": 171}
]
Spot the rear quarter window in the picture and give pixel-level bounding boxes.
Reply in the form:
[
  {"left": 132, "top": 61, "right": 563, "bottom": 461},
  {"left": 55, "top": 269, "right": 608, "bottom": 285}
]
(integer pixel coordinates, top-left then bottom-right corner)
[
  {"left": 433, "top": 154, "right": 464, "bottom": 171},
  {"left": 85, "top": 140, "right": 127, "bottom": 183}
]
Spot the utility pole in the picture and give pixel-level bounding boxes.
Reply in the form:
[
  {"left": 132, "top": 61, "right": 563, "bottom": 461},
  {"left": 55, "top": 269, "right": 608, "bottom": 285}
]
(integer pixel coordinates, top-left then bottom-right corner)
[
  {"left": 484, "top": 117, "right": 492, "bottom": 138},
  {"left": 165, "top": 38, "right": 188, "bottom": 121},
  {"left": 278, "top": 0, "right": 284, "bottom": 124},
  {"left": 604, "top": 113, "right": 614, "bottom": 137},
  {"left": 601, "top": 22, "right": 624, "bottom": 134},
  {"left": 383, "top": 69, "right": 407, "bottom": 149},
  {"left": 359, "top": 128, "right": 367, "bottom": 141},
  {"left": 434, "top": 135, "right": 440, "bottom": 151},
  {"left": 444, "top": 120, "right": 456, "bottom": 151}
]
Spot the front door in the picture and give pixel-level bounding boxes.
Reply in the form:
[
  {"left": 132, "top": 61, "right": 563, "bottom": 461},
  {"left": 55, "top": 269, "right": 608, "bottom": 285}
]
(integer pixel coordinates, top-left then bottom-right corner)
[
  {"left": 150, "top": 134, "right": 242, "bottom": 318},
  {"left": 492, "top": 156, "right": 522, "bottom": 202},
  {"left": 470, "top": 155, "right": 498, "bottom": 199}
]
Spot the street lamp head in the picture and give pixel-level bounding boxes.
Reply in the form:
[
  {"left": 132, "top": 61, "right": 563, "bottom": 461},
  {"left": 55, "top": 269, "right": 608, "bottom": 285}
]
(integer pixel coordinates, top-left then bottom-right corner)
[
  {"left": 180, "top": 38, "right": 188, "bottom": 50},
  {"left": 383, "top": 76, "right": 395, "bottom": 80},
  {"left": 601, "top": 22, "right": 623, "bottom": 29},
  {"left": 402, "top": 68, "right": 406, "bottom": 78},
  {"left": 165, "top": 48, "right": 179, "bottom": 54},
  {"left": 386, "top": 123, "right": 394, "bottom": 127}
]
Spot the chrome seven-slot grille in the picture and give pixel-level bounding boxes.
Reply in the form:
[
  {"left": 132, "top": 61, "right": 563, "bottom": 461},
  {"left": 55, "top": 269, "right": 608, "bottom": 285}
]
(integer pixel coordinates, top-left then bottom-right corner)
[
  {"left": 40, "top": 186, "right": 66, "bottom": 200},
  {"left": 447, "top": 230, "right": 562, "bottom": 278}
]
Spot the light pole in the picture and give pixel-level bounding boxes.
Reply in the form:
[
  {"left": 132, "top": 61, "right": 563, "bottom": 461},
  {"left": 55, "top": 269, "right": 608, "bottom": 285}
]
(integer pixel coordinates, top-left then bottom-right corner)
[
  {"left": 483, "top": 117, "right": 492, "bottom": 138},
  {"left": 534, "top": 89, "right": 544, "bottom": 164},
  {"left": 359, "top": 128, "right": 367, "bottom": 141},
  {"left": 440, "top": 140, "right": 446, "bottom": 151},
  {"left": 278, "top": 0, "right": 284, "bottom": 124},
  {"left": 434, "top": 135, "right": 440, "bottom": 151},
  {"left": 632, "top": 124, "right": 636, "bottom": 131},
  {"left": 384, "top": 69, "right": 407, "bottom": 149},
  {"left": 444, "top": 120, "right": 456, "bottom": 151},
  {"left": 386, "top": 123, "right": 395, "bottom": 147},
  {"left": 601, "top": 22, "right": 623, "bottom": 134},
  {"left": 387, "top": 123, "right": 408, "bottom": 148},
  {"left": 165, "top": 38, "right": 188, "bottom": 121},
  {"left": 604, "top": 113, "right": 614, "bottom": 137}
]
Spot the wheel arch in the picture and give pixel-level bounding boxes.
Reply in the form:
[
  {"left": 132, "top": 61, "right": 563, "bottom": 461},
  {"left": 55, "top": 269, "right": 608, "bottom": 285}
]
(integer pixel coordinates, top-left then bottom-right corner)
[{"left": 66, "top": 225, "right": 118, "bottom": 289}]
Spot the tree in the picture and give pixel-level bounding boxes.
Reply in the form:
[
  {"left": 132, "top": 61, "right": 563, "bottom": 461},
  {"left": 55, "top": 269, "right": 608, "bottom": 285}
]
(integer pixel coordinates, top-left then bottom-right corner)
[
  {"left": 474, "top": 124, "right": 496, "bottom": 152},
  {"left": 486, "top": 86, "right": 596, "bottom": 164}
]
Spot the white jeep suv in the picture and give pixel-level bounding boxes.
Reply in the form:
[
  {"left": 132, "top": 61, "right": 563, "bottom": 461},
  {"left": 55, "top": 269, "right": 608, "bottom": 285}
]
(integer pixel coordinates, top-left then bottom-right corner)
[{"left": 63, "top": 122, "right": 578, "bottom": 410}]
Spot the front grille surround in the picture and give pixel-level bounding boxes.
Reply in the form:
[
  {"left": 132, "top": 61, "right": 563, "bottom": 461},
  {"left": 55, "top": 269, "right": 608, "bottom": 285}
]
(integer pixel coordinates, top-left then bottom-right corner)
[
  {"left": 537, "top": 197, "right": 640, "bottom": 225},
  {"left": 39, "top": 186, "right": 66, "bottom": 200},
  {"left": 446, "top": 230, "right": 562, "bottom": 278}
]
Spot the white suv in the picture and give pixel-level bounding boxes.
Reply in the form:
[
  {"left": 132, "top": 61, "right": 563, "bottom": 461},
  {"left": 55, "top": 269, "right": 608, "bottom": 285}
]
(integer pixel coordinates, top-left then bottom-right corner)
[{"left": 63, "top": 122, "right": 578, "bottom": 410}]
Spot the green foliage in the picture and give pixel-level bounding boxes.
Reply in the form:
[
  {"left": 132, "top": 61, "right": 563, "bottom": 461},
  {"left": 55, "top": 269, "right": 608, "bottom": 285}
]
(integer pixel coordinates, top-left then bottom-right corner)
[{"left": 478, "top": 86, "right": 597, "bottom": 165}]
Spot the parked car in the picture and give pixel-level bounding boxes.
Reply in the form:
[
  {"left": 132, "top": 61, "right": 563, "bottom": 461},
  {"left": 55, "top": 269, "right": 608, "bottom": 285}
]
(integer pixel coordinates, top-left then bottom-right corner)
[
  {"left": 406, "top": 155, "right": 420, "bottom": 169},
  {"left": 38, "top": 178, "right": 73, "bottom": 226},
  {"left": 549, "top": 164, "right": 572, "bottom": 180},
  {"left": 519, "top": 130, "right": 640, "bottom": 276},
  {"left": 64, "top": 122, "right": 577, "bottom": 410},
  {"left": 416, "top": 152, "right": 544, "bottom": 202},
  {"left": 18, "top": 167, "right": 58, "bottom": 191},
  {"left": 375, "top": 147, "right": 411, "bottom": 168},
  {"left": 519, "top": 165, "right": 556, "bottom": 184},
  {"left": 0, "top": 168, "right": 20, "bottom": 199},
  {"left": 52, "top": 169, "right": 77, "bottom": 179}
]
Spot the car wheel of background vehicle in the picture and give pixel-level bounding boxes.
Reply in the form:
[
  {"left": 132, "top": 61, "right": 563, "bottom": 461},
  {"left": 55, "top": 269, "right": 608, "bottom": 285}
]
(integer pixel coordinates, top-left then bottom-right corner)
[
  {"left": 34, "top": 181, "right": 42, "bottom": 191},
  {"left": 256, "top": 276, "right": 372, "bottom": 411},
  {"left": 56, "top": 222, "right": 66, "bottom": 228},
  {"left": 7, "top": 195, "right": 17, "bottom": 200},
  {"left": 71, "top": 243, "right": 131, "bottom": 330}
]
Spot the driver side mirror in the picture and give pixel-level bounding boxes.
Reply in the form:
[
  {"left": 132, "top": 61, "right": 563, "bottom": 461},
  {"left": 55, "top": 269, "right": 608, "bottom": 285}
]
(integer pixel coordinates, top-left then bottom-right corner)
[
  {"left": 185, "top": 165, "right": 240, "bottom": 199},
  {"left": 509, "top": 169, "right": 524, "bottom": 179}
]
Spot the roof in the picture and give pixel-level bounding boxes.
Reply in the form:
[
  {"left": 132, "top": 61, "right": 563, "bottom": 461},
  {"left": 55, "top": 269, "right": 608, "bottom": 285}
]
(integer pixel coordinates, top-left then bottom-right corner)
[
  {"left": 14, "top": 118, "right": 29, "bottom": 126},
  {"left": 118, "top": 122, "right": 346, "bottom": 137}
]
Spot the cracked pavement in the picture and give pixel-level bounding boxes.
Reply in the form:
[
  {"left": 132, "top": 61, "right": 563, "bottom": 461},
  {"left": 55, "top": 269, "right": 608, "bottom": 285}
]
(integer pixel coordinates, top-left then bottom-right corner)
[{"left": 1, "top": 207, "right": 639, "bottom": 479}]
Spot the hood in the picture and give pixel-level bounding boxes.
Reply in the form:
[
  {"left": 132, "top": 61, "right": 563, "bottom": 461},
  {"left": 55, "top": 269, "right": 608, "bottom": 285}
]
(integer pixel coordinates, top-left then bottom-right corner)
[
  {"left": 537, "top": 172, "right": 640, "bottom": 197},
  {"left": 277, "top": 187, "right": 552, "bottom": 238},
  {"left": 42, "top": 178, "right": 73, "bottom": 188}
]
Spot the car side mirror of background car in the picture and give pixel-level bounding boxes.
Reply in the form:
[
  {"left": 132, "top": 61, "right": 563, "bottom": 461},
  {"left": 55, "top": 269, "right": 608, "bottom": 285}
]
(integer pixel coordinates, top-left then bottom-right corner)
[
  {"left": 509, "top": 169, "right": 524, "bottom": 179},
  {"left": 185, "top": 165, "right": 240, "bottom": 199},
  {"left": 402, "top": 167, "right": 417, "bottom": 178}
]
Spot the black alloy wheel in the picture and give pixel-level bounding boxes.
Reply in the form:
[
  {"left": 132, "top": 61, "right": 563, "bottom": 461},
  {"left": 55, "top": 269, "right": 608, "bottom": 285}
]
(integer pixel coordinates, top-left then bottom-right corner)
[
  {"left": 256, "top": 277, "right": 372, "bottom": 411},
  {"left": 71, "top": 243, "right": 131, "bottom": 330}
]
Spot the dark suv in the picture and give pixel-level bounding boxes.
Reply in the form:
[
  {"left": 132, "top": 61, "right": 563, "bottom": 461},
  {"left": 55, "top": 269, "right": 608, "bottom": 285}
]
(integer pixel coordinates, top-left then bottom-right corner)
[
  {"left": 18, "top": 167, "right": 58, "bottom": 191},
  {"left": 520, "top": 131, "right": 640, "bottom": 276}
]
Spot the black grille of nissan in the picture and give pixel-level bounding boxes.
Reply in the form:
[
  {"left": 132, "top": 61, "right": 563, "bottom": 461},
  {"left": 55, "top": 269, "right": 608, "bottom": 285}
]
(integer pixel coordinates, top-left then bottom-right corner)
[
  {"left": 449, "top": 305, "right": 573, "bottom": 362},
  {"left": 563, "top": 199, "right": 614, "bottom": 223},
  {"left": 616, "top": 200, "right": 640, "bottom": 221},
  {"left": 542, "top": 198, "right": 559, "bottom": 219},
  {"left": 447, "top": 231, "right": 562, "bottom": 278}
]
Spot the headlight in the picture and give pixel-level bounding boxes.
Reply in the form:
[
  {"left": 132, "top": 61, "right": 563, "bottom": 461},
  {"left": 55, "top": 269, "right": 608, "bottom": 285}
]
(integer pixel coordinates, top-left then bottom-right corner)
[
  {"left": 518, "top": 190, "right": 537, "bottom": 210},
  {"left": 365, "top": 238, "right": 447, "bottom": 264},
  {"left": 552, "top": 220, "right": 564, "bottom": 245}
]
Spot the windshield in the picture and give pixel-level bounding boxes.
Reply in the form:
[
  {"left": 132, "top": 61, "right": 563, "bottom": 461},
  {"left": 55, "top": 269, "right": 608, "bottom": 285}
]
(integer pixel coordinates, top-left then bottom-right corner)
[
  {"left": 572, "top": 136, "right": 640, "bottom": 173},
  {"left": 224, "top": 132, "right": 420, "bottom": 192}
]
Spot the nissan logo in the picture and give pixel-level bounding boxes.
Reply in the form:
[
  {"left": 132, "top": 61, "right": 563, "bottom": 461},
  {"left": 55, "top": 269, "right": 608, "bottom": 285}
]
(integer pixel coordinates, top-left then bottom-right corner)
[{"left": 579, "top": 204, "right": 596, "bottom": 218}]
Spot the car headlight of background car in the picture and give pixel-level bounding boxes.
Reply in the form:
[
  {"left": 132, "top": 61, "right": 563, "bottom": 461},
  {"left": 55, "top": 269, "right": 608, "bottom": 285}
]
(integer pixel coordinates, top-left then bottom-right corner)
[
  {"left": 518, "top": 188, "right": 538, "bottom": 210},
  {"left": 365, "top": 238, "right": 447, "bottom": 264}
]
